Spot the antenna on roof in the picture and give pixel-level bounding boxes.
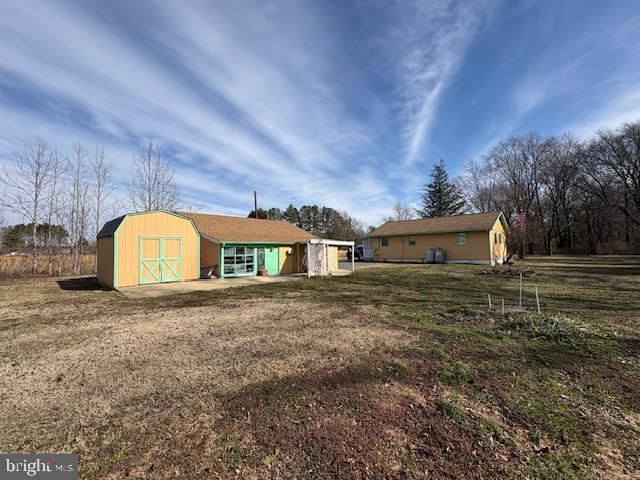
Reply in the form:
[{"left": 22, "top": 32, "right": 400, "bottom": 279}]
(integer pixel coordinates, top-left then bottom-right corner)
[{"left": 253, "top": 190, "right": 257, "bottom": 219}]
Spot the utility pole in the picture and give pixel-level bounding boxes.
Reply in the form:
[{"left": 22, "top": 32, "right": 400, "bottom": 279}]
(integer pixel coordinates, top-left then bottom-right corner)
[{"left": 253, "top": 190, "right": 257, "bottom": 219}]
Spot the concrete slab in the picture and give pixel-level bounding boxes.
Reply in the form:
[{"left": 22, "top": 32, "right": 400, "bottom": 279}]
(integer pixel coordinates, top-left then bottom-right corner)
[{"left": 118, "top": 275, "right": 302, "bottom": 299}]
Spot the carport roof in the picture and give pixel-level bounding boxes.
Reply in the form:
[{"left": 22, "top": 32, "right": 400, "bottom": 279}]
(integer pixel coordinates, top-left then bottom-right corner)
[{"left": 179, "top": 212, "right": 317, "bottom": 243}]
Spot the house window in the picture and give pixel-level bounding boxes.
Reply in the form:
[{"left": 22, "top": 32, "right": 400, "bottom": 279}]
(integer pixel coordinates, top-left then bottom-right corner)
[
  {"left": 409, "top": 235, "right": 416, "bottom": 246},
  {"left": 494, "top": 233, "right": 498, "bottom": 243},
  {"left": 457, "top": 232, "right": 468, "bottom": 245},
  {"left": 223, "top": 246, "right": 255, "bottom": 276},
  {"left": 381, "top": 237, "right": 389, "bottom": 247}
]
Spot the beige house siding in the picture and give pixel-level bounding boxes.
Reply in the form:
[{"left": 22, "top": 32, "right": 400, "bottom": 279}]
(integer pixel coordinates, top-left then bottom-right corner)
[
  {"left": 489, "top": 218, "right": 508, "bottom": 263},
  {"left": 200, "top": 237, "right": 220, "bottom": 268},
  {"left": 373, "top": 230, "right": 492, "bottom": 263},
  {"left": 280, "top": 245, "right": 337, "bottom": 273},
  {"left": 115, "top": 211, "right": 200, "bottom": 287},
  {"left": 279, "top": 246, "right": 297, "bottom": 274},
  {"left": 96, "top": 236, "right": 114, "bottom": 287},
  {"left": 295, "top": 244, "right": 306, "bottom": 272},
  {"left": 329, "top": 246, "right": 339, "bottom": 271}
]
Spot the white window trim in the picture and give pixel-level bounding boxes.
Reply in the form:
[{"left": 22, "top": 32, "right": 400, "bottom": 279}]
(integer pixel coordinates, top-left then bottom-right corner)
[{"left": 457, "top": 232, "right": 468, "bottom": 245}]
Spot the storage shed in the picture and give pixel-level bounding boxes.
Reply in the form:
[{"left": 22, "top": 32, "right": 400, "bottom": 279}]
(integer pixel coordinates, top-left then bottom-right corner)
[{"left": 97, "top": 210, "right": 200, "bottom": 288}]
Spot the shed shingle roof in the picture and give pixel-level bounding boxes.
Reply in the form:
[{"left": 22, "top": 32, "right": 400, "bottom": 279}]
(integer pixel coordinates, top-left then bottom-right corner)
[
  {"left": 179, "top": 212, "right": 317, "bottom": 243},
  {"left": 369, "top": 212, "right": 507, "bottom": 237},
  {"left": 97, "top": 215, "right": 125, "bottom": 238}
]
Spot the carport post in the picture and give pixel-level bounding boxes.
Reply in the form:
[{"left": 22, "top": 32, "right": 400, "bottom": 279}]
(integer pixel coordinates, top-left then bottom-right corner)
[{"left": 351, "top": 241, "right": 355, "bottom": 274}]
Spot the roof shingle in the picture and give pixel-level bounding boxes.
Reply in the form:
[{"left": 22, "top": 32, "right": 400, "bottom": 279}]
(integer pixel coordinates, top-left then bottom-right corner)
[
  {"left": 369, "top": 212, "right": 507, "bottom": 237},
  {"left": 97, "top": 215, "right": 125, "bottom": 238},
  {"left": 179, "top": 212, "right": 317, "bottom": 243}
]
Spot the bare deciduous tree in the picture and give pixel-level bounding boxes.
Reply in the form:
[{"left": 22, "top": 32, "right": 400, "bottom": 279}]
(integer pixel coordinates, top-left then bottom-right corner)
[
  {"left": 458, "top": 159, "right": 507, "bottom": 214},
  {"left": 66, "top": 144, "right": 92, "bottom": 274},
  {"left": 91, "top": 147, "right": 114, "bottom": 240},
  {"left": 384, "top": 202, "right": 415, "bottom": 222},
  {"left": 44, "top": 149, "right": 66, "bottom": 274},
  {"left": 0, "top": 137, "right": 52, "bottom": 272},
  {"left": 485, "top": 134, "right": 549, "bottom": 256},
  {"left": 540, "top": 134, "right": 581, "bottom": 252},
  {"left": 578, "top": 122, "right": 640, "bottom": 228},
  {"left": 0, "top": 188, "right": 6, "bottom": 249},
  {"left": 128, "top": 142, "right": 182, "bottom": 212}
]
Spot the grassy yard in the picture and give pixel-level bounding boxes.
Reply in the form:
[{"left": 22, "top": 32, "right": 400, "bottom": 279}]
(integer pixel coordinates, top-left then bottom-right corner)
[{"left": 1, "top": 257, "right": 639, "bottom": 479}]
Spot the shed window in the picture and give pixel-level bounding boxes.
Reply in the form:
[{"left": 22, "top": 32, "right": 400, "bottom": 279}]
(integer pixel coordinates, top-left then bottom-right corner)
[
  {"left": 381, "top": 237, "right": 389, "bottom": 247},
  {"left": 409, "top": 235, "right": 416, "bottom": 246},
  {"left": 457, "top": 232, "right": 468, "bottom": 245}
]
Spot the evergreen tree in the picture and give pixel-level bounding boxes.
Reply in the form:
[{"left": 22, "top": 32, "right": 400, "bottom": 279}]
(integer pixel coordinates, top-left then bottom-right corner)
[
  {"left": 282, "top": 204, "right": 300, "bottom": 225},
  {"left": 265, "top": 207, "right": 283, "bottom": 220},
  {"left": 247, "top": 208, "right": 268, "bottom": 219},
  {"left": 416, "top": 160, "right": 465, "bottom": 218}
]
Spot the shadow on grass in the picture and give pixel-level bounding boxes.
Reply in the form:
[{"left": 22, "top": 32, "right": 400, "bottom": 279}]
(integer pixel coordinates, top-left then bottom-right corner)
[{"left": 56, "top": 276, "right": 111, "bottom": 291}]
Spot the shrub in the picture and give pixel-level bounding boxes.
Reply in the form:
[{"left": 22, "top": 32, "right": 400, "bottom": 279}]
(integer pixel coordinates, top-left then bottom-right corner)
[
  {"left": 499, "top": 312, "right": 591, "bottom": 344},
  {"left": 439, "top": 360, "right": 474, "bottom": 385}
]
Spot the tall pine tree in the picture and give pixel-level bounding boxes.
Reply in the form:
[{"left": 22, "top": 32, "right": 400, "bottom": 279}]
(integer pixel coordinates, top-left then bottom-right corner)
[{"left": 416, "top": 159, "right": 465, "bottom": 218}]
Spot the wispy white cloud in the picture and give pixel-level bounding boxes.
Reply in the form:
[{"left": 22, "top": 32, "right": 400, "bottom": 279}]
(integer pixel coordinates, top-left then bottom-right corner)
[
  {"left": 0, "top": 0, "right": 396, "bottom": 223},
  {"left": 4, "top": 0, "right": 635, "bottom": 228},
  {"left": 384, "top": 1, "right": 491, "bottom": 164}
]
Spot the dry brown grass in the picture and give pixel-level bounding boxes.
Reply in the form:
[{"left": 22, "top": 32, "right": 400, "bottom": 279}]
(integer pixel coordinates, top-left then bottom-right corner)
[
  {"left": 0, "top": 281, "right": 411, "bottom": 475},
  {"left": 0, "top": 258, "right": 639, "bottom": 479},
  {"left": 0, "top": 253, "right": 96, "bottom": 277}
]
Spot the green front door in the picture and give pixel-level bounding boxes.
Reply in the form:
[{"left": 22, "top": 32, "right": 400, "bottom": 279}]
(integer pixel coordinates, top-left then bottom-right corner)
[
  {"left": 139, "top": 237, "right": 182, "bottom": 285},
  {"left": 256, "top": 246, "right": 279, "bottom": 276}
]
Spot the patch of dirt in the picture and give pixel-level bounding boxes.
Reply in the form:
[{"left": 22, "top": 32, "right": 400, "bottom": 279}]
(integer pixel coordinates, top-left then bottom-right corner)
[
  {"left": 436, "top": 312, "right": 496, "bottom": 328},
  {"left": 480, "top": 267, "right": 537, "bottom": 277},
  {"left": 90, "top": 361, "right": 515, "bottom": 479}
]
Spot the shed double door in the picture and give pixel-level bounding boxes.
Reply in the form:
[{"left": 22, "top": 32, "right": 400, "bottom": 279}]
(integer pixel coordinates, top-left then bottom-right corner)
[{"left": 139, "top": 237, "right": 182, "bottom": 285}]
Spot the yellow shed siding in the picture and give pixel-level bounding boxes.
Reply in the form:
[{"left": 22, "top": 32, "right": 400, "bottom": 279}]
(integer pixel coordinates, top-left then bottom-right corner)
[
  {"left": 115, "top": 211, "right": 200, "bottom": 287},
  {"left": 96, "top": 236, "right": 114, "bottom": 287},
  {"left": 374, "top": 231, "right": 491, "bottom": 263}
]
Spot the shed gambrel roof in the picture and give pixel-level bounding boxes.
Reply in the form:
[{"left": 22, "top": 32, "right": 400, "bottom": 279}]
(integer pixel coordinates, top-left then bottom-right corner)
[
  {"left": 369, "top": 212, "right": 509, "bottom": 237},
  {"left": 179, "top": 212, "right": 317, "bottom": 243},
  {"left": 96, "top": 210, "right": 200, "bottom": 239}
]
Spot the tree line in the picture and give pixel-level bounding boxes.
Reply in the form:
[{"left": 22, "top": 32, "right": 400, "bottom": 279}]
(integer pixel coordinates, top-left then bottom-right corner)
[
  {"left": 3, "top": 116, "right": 638, "bottom": 275},
  {"left": 248, "top": 205, "right": 365, "bottom": 241},
  {"left": 388, "top": 119, "right": 640, "bottom": 256},
  {"left": 459, "top": 120, "right": 640, "bottom": 255},
  {"left": 0, "top": 138, "right": 183, "bottom": 273}
]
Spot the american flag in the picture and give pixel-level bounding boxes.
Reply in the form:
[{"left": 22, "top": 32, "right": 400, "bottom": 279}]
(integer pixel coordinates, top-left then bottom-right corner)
[{"left": 514, "top": 213, "right": 526, "bottom": 230}]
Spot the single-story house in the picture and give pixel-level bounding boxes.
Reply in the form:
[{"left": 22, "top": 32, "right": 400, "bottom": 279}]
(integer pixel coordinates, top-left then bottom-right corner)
[
  {"left": 365, "top": 211, "right": 509, "bottom": 265},
  {"left": 97, "top": 210, "right": 343, "bottom": 288},
  {"left": 178, "top": 211, "right": 336, "bottom": 279}
]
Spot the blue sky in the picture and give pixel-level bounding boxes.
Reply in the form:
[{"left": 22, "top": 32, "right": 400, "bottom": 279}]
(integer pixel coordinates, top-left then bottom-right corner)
[{"left": 1, "top": 0, "right": 640, "bottom": 225}]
